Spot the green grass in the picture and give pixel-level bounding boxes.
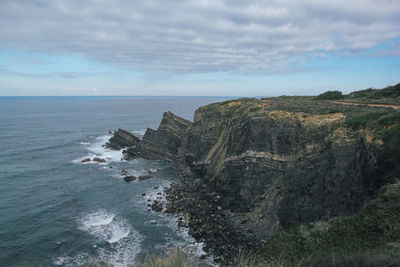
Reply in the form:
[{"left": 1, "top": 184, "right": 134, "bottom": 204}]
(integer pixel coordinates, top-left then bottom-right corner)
[
  {"left": 134, "top": 248, "right": 196, "bottom": 267},
  {"left": 258, "top": 181, "right": 400, "bottom": 265},
  {"left": 345, "top": 111, "right": 400, "bottom": 161},
  {"left": 249, "top": 106, "right": 262, "bottom": 113}
]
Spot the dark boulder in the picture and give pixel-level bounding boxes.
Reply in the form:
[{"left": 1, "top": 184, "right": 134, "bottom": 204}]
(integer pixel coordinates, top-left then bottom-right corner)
[
  {"left": 138, "top": 175, "right": 152, "bottom": 181},
  {"left": 123, "top": 175, "right": 137, "bottom": 182},
  {"left": 92, "top": 157, "right": 106, "bottom": 163}
]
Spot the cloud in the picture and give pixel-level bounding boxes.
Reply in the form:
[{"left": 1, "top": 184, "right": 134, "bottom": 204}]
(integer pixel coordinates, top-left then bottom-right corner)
[
  {"left": 0, "top": 0, "right": 399, "bottom": 73},
  {"left": 0, "top": 66, "right": 116, "bottom": 79}
]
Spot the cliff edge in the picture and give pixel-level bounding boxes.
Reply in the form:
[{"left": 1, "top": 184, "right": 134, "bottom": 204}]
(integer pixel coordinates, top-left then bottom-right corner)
[{"left": 108, "top": 84, "right": 400, "bottom": 265}]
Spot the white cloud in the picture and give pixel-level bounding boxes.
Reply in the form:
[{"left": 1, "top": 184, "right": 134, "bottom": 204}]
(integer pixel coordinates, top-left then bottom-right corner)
[{"left": 0, "top": 0, "right": 399, "bottom": 73}]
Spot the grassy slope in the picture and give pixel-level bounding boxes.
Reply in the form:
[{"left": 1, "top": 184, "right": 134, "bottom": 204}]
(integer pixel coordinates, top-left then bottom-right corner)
[{"left": 259, "top": 181, "right": 400, "bottom": 265}]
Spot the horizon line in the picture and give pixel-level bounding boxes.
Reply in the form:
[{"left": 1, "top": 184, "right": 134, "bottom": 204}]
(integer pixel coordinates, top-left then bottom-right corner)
[{"left": 0, "top": 95, "right": 247, "bottom": 98}]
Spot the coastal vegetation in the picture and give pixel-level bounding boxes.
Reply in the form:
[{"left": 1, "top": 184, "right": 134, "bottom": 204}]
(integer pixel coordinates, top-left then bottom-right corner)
[{"left": 314, "top": 90, "right": 344, "bottom": 100}]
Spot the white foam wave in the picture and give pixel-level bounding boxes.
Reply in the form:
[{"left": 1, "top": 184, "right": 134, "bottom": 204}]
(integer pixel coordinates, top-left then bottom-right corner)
[
  {"left": 139, "top": 180, "right": 171, "bottom": 206},
  {"left": 53, "top": 253, "right": 90, "bottom": 266},
  {"left": 164, "top": 216, "right": 216, "bottom": 266},
  {"left": 79, "top": 210, "right": 134, "bottom": 244},
  {"left": 54, "top": 210, "right": 143, "bottom": 266},
  {"left": 80, "top": 210, "right": 115, "bottom": 227},
  {"left": 73, "top": 135, "right": 124, "bottom": 164}
]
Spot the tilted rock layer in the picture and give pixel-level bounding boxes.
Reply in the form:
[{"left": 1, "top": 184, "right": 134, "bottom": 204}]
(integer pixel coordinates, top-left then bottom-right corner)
[{"left": 108, "top": 97, "right": 399, "bottom": 263}]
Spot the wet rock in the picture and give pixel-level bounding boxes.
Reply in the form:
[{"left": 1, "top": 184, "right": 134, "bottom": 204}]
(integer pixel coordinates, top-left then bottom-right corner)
[
  {"left": 146, "top": 168, "right": 159, "bottom": 174},
  {"left": 92, "top": 157, "right": 106, "bottom": 163},
  {"left": 150, "top": 220, "right": 157, "bottom": 225},
  {"left": 81, "top": 158, "right": 91, "bottom": 163},
  {"left": 123, "top": 175, "right": 137, "bottom": 182},
  {"left": 138, "top": 175, "right": 152, "bottom": 181},
  {"left": 120, "top": 169, "right": 129, "bottom": 176},
  {"left": 151, "top": 200, "right": 163, "bottom": 212}
]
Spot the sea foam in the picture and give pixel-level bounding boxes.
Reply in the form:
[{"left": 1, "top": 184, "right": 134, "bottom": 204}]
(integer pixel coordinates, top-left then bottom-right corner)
[
  {"left": 73, "top": 135, "right": 123, "bottom": 164},
  {"left": 55, "top": 210, "right": 142, "bottom": 266}
]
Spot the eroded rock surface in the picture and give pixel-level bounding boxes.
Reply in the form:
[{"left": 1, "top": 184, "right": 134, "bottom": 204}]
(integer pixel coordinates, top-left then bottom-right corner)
[{"left": 109, "top": 98, "right": 400, "bottom": 264}]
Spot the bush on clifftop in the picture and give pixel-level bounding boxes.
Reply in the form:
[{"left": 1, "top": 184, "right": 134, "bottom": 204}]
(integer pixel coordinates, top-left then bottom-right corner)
[{"left": 314, "top": 90, "right": 344, "bottom": 100}]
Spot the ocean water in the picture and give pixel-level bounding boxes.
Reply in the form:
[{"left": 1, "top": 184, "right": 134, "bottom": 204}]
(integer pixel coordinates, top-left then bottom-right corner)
[{"left": 0, "top": 96, "right": 227, "bottom": 267}]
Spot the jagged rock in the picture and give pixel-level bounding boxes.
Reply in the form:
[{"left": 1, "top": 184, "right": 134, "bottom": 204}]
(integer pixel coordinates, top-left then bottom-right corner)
[
  {"left": 81, "top": 158, "right": 91, "bottom": 163},
  {"left": 92, "top": 157, "right": 106, "bottom": 163},
  {"left": 106, "top": 128, "right": 141, "bottom": 150},
  {"left": 123, "top": 110, "right": 192, "bottom": 160}
]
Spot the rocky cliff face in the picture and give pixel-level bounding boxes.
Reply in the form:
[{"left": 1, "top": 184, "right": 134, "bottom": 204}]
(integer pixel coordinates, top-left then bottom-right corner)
[
  {"left": 107, "top": 110, "right": 192, "bottom": 160},
  {"left": 106, "top": 128, "right": 141, "bottom": 150},
  {"left": 108, "top": 98, "right": 399, "bottom": 264}
]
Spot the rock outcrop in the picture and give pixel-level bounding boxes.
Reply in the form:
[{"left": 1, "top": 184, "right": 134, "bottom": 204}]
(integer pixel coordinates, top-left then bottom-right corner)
[
  {"left": 107, "top": 110, "right": 192, "bottom": 161},
  {"left": 109, "top": 97, "right": 400, "bottom": 264},
  {"left": 106, "top": 128, "right": 141, "bottom": 150}
]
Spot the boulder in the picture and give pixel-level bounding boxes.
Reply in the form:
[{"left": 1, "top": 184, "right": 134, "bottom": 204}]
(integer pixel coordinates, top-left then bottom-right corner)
[
  {"left": 138, "top": 175, "right": 152, "bottom": 181},
  {"left": 123, "top": 175, "right": 137, "bottom": 182},
  {"left": 92, "top": 157, "right": 106, "bottom": 163}
]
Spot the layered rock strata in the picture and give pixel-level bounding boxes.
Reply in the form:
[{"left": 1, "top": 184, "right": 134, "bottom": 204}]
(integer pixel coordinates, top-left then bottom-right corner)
[{"left": 108, "top": 98, "right": 399, "bottom": 265}]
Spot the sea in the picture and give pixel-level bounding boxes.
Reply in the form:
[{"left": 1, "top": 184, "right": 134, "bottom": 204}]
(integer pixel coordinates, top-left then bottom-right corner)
[{"left": 0, "top": 96, "right": 229, "bottom": 267}]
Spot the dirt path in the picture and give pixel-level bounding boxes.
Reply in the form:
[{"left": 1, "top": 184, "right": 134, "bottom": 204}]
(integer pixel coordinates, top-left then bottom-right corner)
[{"left": 331, "top": 101, "right": 400, "bottom": 110}]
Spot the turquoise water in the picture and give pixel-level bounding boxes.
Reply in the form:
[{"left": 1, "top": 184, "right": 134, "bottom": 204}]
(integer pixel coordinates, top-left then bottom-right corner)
[{"left": 0, "top": 97, "right": 226, "bottom": 266}]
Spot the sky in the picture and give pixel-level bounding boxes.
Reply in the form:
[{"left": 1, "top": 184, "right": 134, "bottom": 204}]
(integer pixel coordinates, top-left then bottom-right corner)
[{"left": 0, "top": 0, "right": 400, "bottom": 96}]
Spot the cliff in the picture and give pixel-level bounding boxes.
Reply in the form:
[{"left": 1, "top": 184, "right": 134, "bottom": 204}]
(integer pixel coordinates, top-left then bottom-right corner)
[
  {"left": 108, "top": 110, "right": 192, "bottom": 160},
  {"left": 108, "top": 87, "right": 400, "bottom": 265}
]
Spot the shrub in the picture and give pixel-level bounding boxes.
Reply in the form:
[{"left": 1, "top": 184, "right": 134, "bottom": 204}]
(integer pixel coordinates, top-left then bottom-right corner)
[{"left": 315, "top": 90, "right": 344, "bottom": 100}]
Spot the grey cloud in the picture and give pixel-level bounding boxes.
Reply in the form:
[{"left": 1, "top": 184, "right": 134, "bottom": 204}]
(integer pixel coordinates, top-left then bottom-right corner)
[
  {"left": 0, "top": 66, "right": 115, "bottom": 79},
  {"left": 0, "top": 0, "right": 399, "bottom": 73}
]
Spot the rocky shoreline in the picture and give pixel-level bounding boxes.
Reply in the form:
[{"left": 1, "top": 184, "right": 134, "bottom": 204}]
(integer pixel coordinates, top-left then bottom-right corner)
[{"left": 106, "top": 97, "right": 400, "bottom": 265}]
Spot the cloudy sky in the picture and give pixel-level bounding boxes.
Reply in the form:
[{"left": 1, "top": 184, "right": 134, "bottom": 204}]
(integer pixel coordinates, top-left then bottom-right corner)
[{"left": 1, "top": 0, "right": 399, "bottom": 96}]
